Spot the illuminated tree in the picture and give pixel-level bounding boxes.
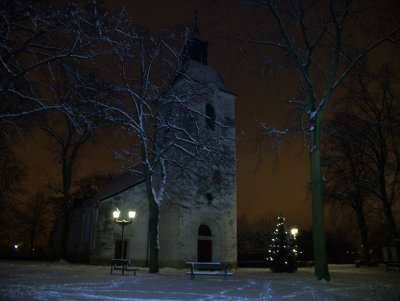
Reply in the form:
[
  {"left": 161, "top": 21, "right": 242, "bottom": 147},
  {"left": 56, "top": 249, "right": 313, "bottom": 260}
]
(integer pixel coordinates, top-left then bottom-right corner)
[{"left": 267, "top": 216, "right": 297, "bottom": 273}]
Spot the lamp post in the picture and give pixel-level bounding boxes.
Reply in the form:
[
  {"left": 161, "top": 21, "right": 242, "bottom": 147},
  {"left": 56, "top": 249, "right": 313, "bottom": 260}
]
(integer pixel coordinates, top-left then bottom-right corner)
[
  {"left": 113, "top": 208, "right": 136, "bottom": 260},
  {"left": 290, "top": 227, "right": 299, "bottom": 239},
  {"left": 290, "top": 227, "right": 299, "bottom": 263}
]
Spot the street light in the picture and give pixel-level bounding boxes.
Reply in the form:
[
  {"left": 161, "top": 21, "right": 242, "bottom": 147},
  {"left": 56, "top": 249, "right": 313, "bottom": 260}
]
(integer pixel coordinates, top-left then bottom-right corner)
[
  {"left": 113, "top": 208, "right": 136, "bottom": 260},
  {"left": 290, "top": 227, "right": 299, "bottom": 239}
]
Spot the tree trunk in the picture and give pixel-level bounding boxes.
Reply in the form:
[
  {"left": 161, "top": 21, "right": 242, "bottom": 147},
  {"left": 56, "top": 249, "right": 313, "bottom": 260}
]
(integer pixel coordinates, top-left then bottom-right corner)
[
  {"left": 148, "top": 197, "right": 159, "bottom": 273},
  {"left": 378, "top": 173, "right": 399, "bottom": 240},
  {"left": 376, "top": 149, "right": 399, "bottom": 240},
  {"left": 382, "top": 204, "right": 399, "bottom": 240},
  {"left": 143, "top": 159, "right": 160, "bottom": 273},
  {"left": 60, "top": 206, "right": 71, "bottom": 259},
  {"left": 310, "top": 119, "right": 330, "bottom": 281},
  {"left": 30, "top": 223, "right": 35, "bottom": 258},
  {"left": 60, "top": 154, "right": 74, "bottom": 258},
  {"left": 355, "top": 204, "right": 370, "bottom": 263}
]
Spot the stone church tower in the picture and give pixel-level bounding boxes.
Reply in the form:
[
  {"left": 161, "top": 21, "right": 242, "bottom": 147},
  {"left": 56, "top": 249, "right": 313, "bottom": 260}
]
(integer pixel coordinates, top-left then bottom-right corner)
[
  {"left": 56, "top": 24, "right": 237, "bottom": 268},
  {"left": 156, "top": 24, "right": 237, "bottom": 267}
]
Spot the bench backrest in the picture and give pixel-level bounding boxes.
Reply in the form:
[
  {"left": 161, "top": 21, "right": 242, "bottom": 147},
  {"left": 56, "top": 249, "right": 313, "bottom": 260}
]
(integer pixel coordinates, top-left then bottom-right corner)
[
  {"left": 382, "top": 247, "right": 389, "bottom": 262},
  {"left": 391, "top": 247, "right": 399, "bottom": 262},
  {"left": 188, "top": 262, "right": 226, "bottom": 270}
]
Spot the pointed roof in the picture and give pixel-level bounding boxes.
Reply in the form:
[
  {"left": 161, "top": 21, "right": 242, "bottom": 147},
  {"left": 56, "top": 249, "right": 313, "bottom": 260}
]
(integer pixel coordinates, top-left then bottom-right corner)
[
  {"left": 191, "top": 10, "right": 208, "bottom": 44},
  {"left": 176, "top": 59, "right": 236, "bottom": 96},
  {"left": 184, "top": 12, "right": 208, "bottom": 65},
  {"left": 178, "top": 14, "right": 235, "bottom": 96}
]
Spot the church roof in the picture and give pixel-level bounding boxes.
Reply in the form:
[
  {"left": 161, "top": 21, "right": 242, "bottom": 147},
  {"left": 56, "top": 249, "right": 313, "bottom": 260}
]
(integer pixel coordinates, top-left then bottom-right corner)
[
  {"left": 191, "top": 25, "right": 208, "bottom": 43},
  {"left": 177, "top": 59, "right": 236, "bottom": 96},
  {"left": 94, "top": 171, "right": 145, "bottom": 202}
]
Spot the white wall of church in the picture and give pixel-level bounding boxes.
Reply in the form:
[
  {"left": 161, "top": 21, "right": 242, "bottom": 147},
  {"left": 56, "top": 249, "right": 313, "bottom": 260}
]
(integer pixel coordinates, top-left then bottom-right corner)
[
  {"left": 159, "top": 81, "right": 237, "bottom": 267},
  {"left": 90, "top": 182, "right": 149, "bottom": 265},
  {"left": 158, "top": 200, "right": 181, "bottom": 266}
]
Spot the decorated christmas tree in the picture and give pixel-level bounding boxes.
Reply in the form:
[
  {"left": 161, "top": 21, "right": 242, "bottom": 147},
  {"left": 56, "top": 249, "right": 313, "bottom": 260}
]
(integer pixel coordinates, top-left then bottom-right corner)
[{"left": 267, "top": 216, "right": 297, "bottom": 273}]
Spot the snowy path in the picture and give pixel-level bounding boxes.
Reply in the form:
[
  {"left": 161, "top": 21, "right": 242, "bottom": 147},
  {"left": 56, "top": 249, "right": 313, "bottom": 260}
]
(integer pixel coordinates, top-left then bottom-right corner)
[{"left": 0, "top": 261, "right": 399, "bottom": 300}]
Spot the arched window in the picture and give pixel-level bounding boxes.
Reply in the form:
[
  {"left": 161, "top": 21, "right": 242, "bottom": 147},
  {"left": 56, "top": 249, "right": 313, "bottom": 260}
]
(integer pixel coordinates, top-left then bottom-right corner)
[
  {"left": 205, "top": 193, "right": 213, "bottom": 205},
  {"left": 198, "top": 224, "right": 212, "bottom": 236},
  {"left": 205, "top": 104, "right": 215, "bottom": 131}
]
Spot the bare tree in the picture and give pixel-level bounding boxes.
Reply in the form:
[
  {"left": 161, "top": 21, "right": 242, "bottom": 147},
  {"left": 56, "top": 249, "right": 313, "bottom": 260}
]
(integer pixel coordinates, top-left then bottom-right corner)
[
  {"left": 37, "top": 54, "right": 112, "bottom": 257},
  {"left": 237, "top": 215, "right": 275, "bottom": 262},
  {"left": 0, "top": 136, "right": 26, "bottom": 245},
  {"left": 70, "top": 172, "right": 116, "bottom": 208},
  {"left": 326, "top": 66, "right": 400, "bottom": 244},
  {"left": 0, "top": 1, "right": 111, "bottom": 123},
  {"left": 40, "top": 111, "right": 95, "bottom": 258},
  {"left": 237, "top": 216, "right": 255, "bottom": 261},
  {"left": 224, "top": 0, "right": 400, "bottom": 280},
  {"left": 13, "top": 191, "right": 53, "bottom": 258},
  {"left": 1, "top": 2, "right": 112, "bottom": 254},
  {"left": 323, "top": 113, "right": 374, "bottom": 263}
]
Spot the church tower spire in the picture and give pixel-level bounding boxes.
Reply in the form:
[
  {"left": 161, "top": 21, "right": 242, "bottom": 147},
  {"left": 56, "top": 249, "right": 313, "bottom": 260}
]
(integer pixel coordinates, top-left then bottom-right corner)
[{"left": 184, "top": 9, "right": 208, "bottom": 65}]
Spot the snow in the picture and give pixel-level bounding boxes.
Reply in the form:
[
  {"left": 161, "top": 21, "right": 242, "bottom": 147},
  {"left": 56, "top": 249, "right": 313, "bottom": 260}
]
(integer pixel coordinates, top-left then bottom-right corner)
[{"left": 0, "top": 260, "right": 399, "bottom": 300}]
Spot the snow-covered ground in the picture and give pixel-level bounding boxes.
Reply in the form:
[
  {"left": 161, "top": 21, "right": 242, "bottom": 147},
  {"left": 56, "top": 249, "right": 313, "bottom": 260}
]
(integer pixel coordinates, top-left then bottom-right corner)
[{"left": 0, "top": 260, "right": 399, "bottom": 300}]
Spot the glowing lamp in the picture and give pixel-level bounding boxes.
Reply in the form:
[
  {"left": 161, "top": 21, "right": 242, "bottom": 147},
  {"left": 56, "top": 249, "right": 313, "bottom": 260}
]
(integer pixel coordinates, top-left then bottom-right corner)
[
  {"left": 113, "top": 209, "right": 120, "bottom": 219},
  {"left": 112, "top": 208, "right": 136, "bottom": 261}
]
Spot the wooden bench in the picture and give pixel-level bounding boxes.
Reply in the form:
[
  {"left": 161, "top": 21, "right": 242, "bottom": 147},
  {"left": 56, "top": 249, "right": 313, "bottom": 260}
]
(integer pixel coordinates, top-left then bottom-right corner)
[
  {"left": 110, "top": 259, "right": 137, "bottom": 275},
  {"left": 382, "top": 246, "right": 400, "bottom": 273},
  {"left": 386, "top": 262, "right": 400, "bottom": 273},
  {"left": 186, "top": 262, "right": 233, "bottom": 280},
  {"left": 354, "top": 259, "right": 378, "bottom": 267}
]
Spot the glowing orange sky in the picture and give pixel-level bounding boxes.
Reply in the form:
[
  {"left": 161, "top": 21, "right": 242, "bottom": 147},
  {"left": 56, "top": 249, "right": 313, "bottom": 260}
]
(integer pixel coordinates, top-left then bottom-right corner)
[{"left": 17, "top": 0, "right": 313, "bottom": 230}]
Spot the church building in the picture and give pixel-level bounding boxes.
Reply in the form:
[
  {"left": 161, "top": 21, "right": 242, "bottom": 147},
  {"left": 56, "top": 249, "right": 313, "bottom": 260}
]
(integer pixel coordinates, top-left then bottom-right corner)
[{"left": 55, "top": 24, "right": 237, "bottom": 268}]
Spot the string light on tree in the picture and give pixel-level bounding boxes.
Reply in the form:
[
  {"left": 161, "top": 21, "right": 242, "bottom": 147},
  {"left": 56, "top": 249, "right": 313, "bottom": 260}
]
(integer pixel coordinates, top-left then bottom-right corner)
[{"left": 267, "top": 216, "right": 297, "bottom": 273}]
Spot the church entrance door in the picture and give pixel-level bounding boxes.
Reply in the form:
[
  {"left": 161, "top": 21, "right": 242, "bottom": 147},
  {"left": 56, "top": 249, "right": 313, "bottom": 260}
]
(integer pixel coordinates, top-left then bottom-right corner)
[
  {"left": 114, "top": 239, "right": 128, "bottom": 259},
  {"left": 198, "top": 239, "right": 212, "bottom": 262},
  {"left": 197, "top": 224, "right": 212, "bottom": 262}
]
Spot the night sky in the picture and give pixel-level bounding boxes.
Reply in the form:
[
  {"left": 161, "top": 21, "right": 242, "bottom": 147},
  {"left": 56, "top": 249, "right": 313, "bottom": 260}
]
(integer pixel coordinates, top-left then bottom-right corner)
[
  {"left": 131, "top": 1, "right": 313, "bottom": 229},
  {"left": 16, "top": 0, "right": 351, "bottom": 231}
]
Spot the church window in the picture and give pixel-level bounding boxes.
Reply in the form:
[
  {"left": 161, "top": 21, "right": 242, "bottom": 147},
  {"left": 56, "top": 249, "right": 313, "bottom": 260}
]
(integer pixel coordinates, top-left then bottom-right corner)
[
  {"left": 198, "top": 224, "right": 212, "bottom": 236},
  {"left": 205, "top": 104, "right": 215, "bottom": 130},
  {"left": 206, "top": 192, "right": 213, "bottom": 205}
]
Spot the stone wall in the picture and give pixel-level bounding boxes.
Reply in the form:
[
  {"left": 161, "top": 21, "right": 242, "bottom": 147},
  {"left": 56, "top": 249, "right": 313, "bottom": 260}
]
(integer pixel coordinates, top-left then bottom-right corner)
[{"left": 90, "top": 182, "right": 149, "bottom": 265}]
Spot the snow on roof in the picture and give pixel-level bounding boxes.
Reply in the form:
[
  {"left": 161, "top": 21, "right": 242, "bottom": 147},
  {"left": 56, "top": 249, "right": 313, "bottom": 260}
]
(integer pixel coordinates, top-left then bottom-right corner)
[
  {"left": 94, "top": 170, "right": 145, "bottom": 202},
  {"left": 191, "top": 26, "right": 208, "bottom": 43},
  {"left": 178, "top": 60, "right": 236, "bottom": 96}
]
